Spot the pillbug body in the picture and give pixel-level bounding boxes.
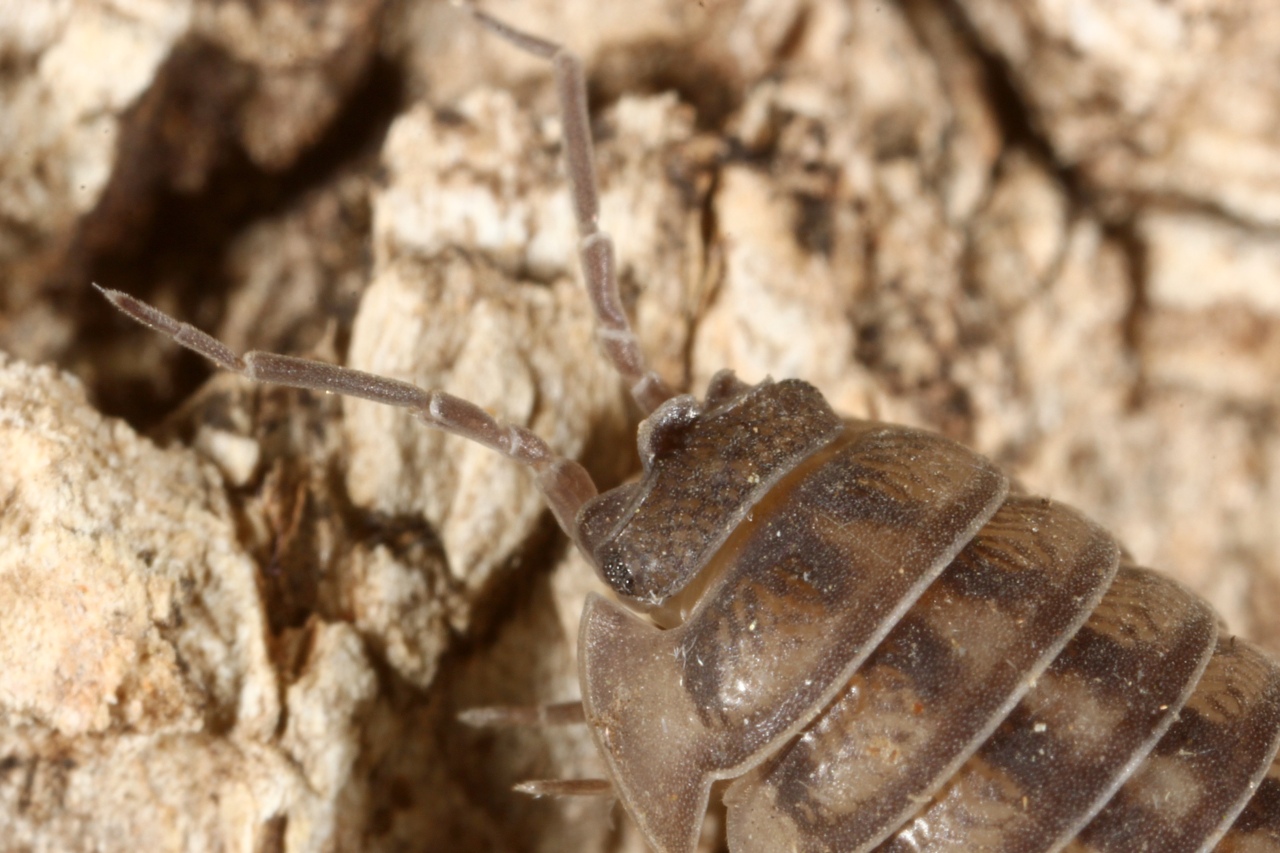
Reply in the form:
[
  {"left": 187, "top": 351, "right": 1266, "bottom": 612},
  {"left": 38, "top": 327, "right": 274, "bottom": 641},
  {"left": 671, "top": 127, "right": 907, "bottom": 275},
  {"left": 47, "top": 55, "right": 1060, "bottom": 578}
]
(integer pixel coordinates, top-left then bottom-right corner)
[{"left": 91, "top": 3, "right": 1280, "bottom": 852}]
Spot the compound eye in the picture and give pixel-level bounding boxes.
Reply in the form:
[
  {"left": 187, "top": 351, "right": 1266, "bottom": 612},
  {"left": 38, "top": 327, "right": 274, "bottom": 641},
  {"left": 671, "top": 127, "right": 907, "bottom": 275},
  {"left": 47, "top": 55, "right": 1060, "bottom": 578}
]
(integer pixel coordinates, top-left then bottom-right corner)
[
  {"left": 600, "top": 551, "right": 637, "bottom": 598},
  {"left": 596, "top": 539, "right": 677, "bottom": 603}
]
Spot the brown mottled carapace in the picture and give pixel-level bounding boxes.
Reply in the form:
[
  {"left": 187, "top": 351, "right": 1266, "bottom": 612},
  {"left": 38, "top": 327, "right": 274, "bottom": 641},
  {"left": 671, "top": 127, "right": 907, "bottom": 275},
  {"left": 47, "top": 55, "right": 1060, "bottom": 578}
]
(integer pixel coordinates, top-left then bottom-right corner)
[{"left": 577, "top": 375, "right": 1280, "bottom": 853}]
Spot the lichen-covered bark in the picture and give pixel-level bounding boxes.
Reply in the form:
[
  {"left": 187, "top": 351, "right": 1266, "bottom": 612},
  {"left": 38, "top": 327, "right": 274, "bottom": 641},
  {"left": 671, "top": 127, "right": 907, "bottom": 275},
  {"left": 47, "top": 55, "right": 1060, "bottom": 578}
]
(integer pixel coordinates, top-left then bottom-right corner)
[{"left": 1, "top": 0, "right": 1279, "bottom": 851}]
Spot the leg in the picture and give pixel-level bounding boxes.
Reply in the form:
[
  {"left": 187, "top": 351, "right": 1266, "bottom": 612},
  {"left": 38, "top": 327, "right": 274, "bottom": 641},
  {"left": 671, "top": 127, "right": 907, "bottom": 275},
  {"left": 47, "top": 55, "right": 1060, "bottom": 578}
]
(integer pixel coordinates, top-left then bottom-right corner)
[
  {"left": 93, "top": 285, "right": 598, "bottom": 541},
  {"left": 515, "top": 779, "right": 613, "bottom": 798},
  {"left": 460, "top": 700, "right": 613, "bottom": 799},
  {"left": 455, "top": 2, "right": 676, "bottom": 414},
  {"left": 458, "top": 700, "right": 587, "bottom": 728}
]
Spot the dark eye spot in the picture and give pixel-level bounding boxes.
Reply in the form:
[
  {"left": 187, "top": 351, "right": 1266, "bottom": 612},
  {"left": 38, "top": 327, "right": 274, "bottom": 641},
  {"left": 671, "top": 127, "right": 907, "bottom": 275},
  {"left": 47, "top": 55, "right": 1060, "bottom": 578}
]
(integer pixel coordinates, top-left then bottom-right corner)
[{"left": 602, "top": 553, "right": 636, "bottom": 597}]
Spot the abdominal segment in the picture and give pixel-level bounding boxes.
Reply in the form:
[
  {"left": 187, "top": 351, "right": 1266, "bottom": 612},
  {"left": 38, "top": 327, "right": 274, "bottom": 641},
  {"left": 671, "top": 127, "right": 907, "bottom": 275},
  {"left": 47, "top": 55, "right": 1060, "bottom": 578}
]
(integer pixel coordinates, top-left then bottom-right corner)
[{"left": 582, "top": 418, "right": 1280, "bottom": 853}]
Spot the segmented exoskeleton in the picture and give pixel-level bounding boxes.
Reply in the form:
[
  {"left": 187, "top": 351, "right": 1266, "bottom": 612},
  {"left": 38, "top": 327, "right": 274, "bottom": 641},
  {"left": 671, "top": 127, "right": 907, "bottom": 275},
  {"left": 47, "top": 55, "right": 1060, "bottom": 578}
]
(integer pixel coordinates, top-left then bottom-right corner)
[{"left": 98, "top": 4, "right": 1280, "bottom": 852}]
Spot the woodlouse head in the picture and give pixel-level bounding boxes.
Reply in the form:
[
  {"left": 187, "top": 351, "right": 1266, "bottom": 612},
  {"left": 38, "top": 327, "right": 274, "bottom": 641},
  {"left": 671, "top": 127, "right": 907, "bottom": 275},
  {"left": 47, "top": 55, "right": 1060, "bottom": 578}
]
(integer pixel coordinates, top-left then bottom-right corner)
[{"left": 576, "top": 372, "right": 839, "bottom": 614}]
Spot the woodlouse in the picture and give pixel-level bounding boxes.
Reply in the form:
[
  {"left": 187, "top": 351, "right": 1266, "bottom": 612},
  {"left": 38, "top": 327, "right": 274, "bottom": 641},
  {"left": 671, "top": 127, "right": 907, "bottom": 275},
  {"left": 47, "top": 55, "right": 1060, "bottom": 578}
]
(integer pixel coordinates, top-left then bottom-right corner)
[{"left": 84, "top": 2, "right": 1280, "bottom": 852}]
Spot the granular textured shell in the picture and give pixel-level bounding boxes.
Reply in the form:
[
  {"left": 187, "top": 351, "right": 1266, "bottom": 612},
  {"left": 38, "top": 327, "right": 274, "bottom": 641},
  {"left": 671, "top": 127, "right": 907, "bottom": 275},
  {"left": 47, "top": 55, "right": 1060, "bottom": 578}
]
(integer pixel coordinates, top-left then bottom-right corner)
[{"left": 574, "top": 379, "right": 1280, "bottom": 852}]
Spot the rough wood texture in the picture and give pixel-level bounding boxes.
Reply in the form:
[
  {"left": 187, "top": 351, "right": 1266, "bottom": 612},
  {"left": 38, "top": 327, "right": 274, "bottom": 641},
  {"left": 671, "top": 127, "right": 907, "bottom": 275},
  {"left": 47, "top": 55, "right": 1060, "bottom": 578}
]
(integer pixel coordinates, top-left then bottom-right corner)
[{"left": 2, "top": 0, "right": 1279, "bottom": 850}]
